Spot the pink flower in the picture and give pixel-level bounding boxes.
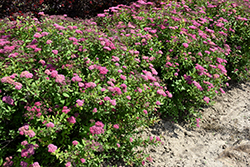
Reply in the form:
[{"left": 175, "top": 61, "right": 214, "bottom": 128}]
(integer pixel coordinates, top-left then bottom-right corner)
[
  {"left": 80, "top": 158, "right": 86, "bottom": 163},
  {"left": 203, "top": 96, "right": 210, "bottom": 103},
  {"left": 67, "top": 116, "right": 76, "bottom": 124},
  {"left": 157, "top": 89, "right": 166, "bottom": 96},
  {"left": 20, "top": 161, "right": 28, "bottom": 167},
  {"left": 2, "top": 96, "right": 14, "bottom": 105},
  {"left": 31, "top": 162, "right": 40, "bottom": 167},
  {"left": 10, "top": 73, "right": 18, "bottom": 78},
  {"left": 113, "top": 124, "right": 119, "bottom": 129},
  {"left": 166, "top": 91, "right": 173, "bottom": 98},
  {"left": 218, "top": 64, "right": 227, "bottom": 74},
  {"left": 65, "top": 162, "right": 71, "bottom": 167},
  {"left": 99, "top": 67, "right": 109, "bottom": 75},
  {"left": 72, "top": 140, "right": 78, "bottom": 146},
  {"left": 52, "top": 50, "right": 58, "bottom": 55},
  {"left": 97, "top": 13, "right": 106, "bottom": 17},
  {"left": 120, "top": 75, "right": 126, "bottom": 80},
  {"left": 78, "top": 82, "right": 84, "bottom": 87},
  {"left": 101, "top": 88, "right": 106, "bottom": 91},
  {"left": 137, "top": 88, "right": 143, "bottom": 93},
  {"left": 46, "top": 122, "right": 54, "bottom": 128},
  {"left": 45, "top": 69, "right": 51, "bottom": 75},
  {"left": 75, "top": 30, "right": 83, "bottom": 34},
  {"left": 192, "top": 81, "right": 203, "bottom": 91},
  {"left": 183, "top": 43, "right": 189, "bottom": 48},
  {"left": 156, "top": 101, "right": 161, "bottom": 105},
  {"left": 205, "top": 50, "right": 210, "bottom": 54},
  {"left": 196, "top": 118, "right": 201, "bottom": 128},
  {"left": 51, "top": 70, "right": 58, "bottom": 78},
  {"left": 62, "top": 106, "right": 70, "bottom": 114},
  {"left": 46, "top": 40, "right": 52, "bottom": 44},
  {"left": 103, "top": 46, "right": 111, "bottom": 51},
  {"left": 143, "top": 110, "right": 148, "bottom": 114},
  {"left": 129, "top": 137, "right": 133, "bottom": 142},
  {"left": 34, "top": 102, "right": 42, "bottom": 106},
  {"left": 88, "top": 65, "right": 95, "bottom": 70},
  {"left": 20, "top": 71, "right": 33, "bottom": 78},
  {"left": 117, "top": 143, "right": 120, "bottom": 148},
  {"left": 71, "top": 75, "right": 82, "bottom": 82},
  {"left": 104, "top": 96, "right": 111, "bottom": 101},
  {"left": 55, "top": 74, "right": 65, "bottom": 83},
  {"left": 110, "top": 99, "right": 116, "bottom": 106},
  {"left": 118, "top": 69, "right": 123, "bottom": 73},
  {"left": 126, "top": 96, "right": 131, "bottom": 100},
  {"left": 34, "top": 33, "right": 42, "bottom": 38},
  {"left": 120, "top": 84, "right": 127, "bottom": 89},
  {"left": 25, "top": 130, "right": 36, "bottom": 138},
  {"left": 197, "top": 52, "right": 203, "bottom": 56},
  {"left": 93, "top": 108, "right": 97, "bottom": 113},
  {"left": 76, "top": 99, "right": 84, "bottom": 107},
  {"left": 89, "top": 121, "right": 105, "bottom": 135},
  {"left": 220, "top": 88, "right": 225, "bottom": 94},
  {"left": 21, "top": 140, "right": 28, "bottom": 146}
]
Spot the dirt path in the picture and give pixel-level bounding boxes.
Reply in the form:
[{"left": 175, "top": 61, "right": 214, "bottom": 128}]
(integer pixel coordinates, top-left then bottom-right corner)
[{"left": 103, "top": 81, "right": 250, "bottom": 167}]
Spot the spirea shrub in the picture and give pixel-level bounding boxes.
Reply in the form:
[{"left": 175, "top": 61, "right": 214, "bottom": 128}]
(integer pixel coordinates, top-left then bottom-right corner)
[
  {"left": 0, "top": 8, "right": 166, "bottom": 166},
  {"left": 1, "top": 0, "right": 250, "bottom": 166},
  {"left": 93, "top": 0, "right": 250, "bottom": 121}
]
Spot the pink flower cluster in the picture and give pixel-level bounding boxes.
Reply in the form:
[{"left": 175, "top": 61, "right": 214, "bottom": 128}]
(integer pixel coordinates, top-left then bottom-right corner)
[
  {"left": 21, "top": 144, "right": 37, "bottom": 158},
  {"left": 2, "top": 96, "right": 14, "bottom": 105},
  {"left": 195, "top": 64, "right": 207, "bottom": 76},
  {"left": 18, "top": 125, "right": 36, "bottom": 138},
  {"left": 71, "top": 74, "right": 82, "bottom": 82},
  {"left": 67, "top": 116, "right": 76, "bottom": 124},
  {"left": 113, "top": 124, "right": 119, "bottom": 129},
  {"left": 76, "top": 99, "right": 84, "bottom": 107},
  {"left": 62, "top": 106, "right": 70, "bottom": 114},
  {"left": 48, "top": 144, "right": 57, "bottom": 153},
  {"left": 89, "top": 121, "right": 105, "bottom": 135},
  {"left": 85, "top": 82, "right": 96, "bottom": 89},
  {"left": 1, "top": 76, "right": 22, "bottom": 90},
  {"left": 46, "top": 122, "right": 54, "bottom": 128},
  {"left": 21, "top": 161, "right": 40, "bottom": 167},
  {"left": 192, "top": 81, "right": 203, "bottom": 91},
  {"left": 141, "top": 70, "right": 157, "bottom": 81}
]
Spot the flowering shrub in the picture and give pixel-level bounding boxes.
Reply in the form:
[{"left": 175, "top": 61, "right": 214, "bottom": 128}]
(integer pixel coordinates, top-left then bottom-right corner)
[
  {"left": 93, "top": 0, "right": 250, "bottom": 121},
  {"left": 1, "top": 0, "right": 250, "bottom": 166}
]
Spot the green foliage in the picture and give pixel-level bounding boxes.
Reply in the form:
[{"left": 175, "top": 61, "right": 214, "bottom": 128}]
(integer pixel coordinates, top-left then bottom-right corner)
[{"left": 0, "top": 0, "right": 250, "bottom": 166}]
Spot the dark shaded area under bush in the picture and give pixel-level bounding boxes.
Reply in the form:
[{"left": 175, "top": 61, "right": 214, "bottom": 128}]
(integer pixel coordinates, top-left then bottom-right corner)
[{"left": 0, "top": 0, "right": 166, "bottom": 21}]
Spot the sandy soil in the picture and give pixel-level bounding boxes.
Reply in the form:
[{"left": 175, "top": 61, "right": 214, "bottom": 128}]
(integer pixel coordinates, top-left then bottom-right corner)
[{"left": 102, "top": 80, "right": 250, "bottom": 167}]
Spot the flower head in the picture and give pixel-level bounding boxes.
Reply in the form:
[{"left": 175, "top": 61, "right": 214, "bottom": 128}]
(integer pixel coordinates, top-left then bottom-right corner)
[
  {"left": 203, "top": 96, "right": 210, "bottom": 103},
  {"left": 46, "top": 122, "right": 54, "bottom": 128},
  {"left": 76, "top": 99, "right": 84, "bottom": 107},
  {"left": 183, "top": 43, "right": 189, "bottom": 48},
  {"left": 48, "top": 144, "right": 57, "bottom": 153},
  {"left": 67, "top": 116, "right": 76, "bottom": 124},
  {"left": 113, "top": 124, "right": 119, "bottom": 129},
  {"left": 52, "top": 50, "right": 58, "bottom": 55},
  {"left": 2, "top": 96, "right": 14, "bottom": 105},
  {"left": 55, "top": 74, "right": 65, "bottom": 84},
  {"left": 72, "top": 140, "right": 78, "bottom": 146}
]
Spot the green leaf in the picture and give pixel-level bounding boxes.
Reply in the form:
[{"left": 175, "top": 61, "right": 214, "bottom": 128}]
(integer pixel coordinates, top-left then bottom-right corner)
[
  {"left": 62, "top": 93, "right": 69, "bottom": 98},
  {"left": 60, "top": 100, "right": 65, "bottom": 105}
]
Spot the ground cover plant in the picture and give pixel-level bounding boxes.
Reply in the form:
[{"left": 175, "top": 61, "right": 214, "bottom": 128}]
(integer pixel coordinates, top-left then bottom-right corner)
[{"left": 0, "top": 0, "right": 250, "bottom": 166}]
